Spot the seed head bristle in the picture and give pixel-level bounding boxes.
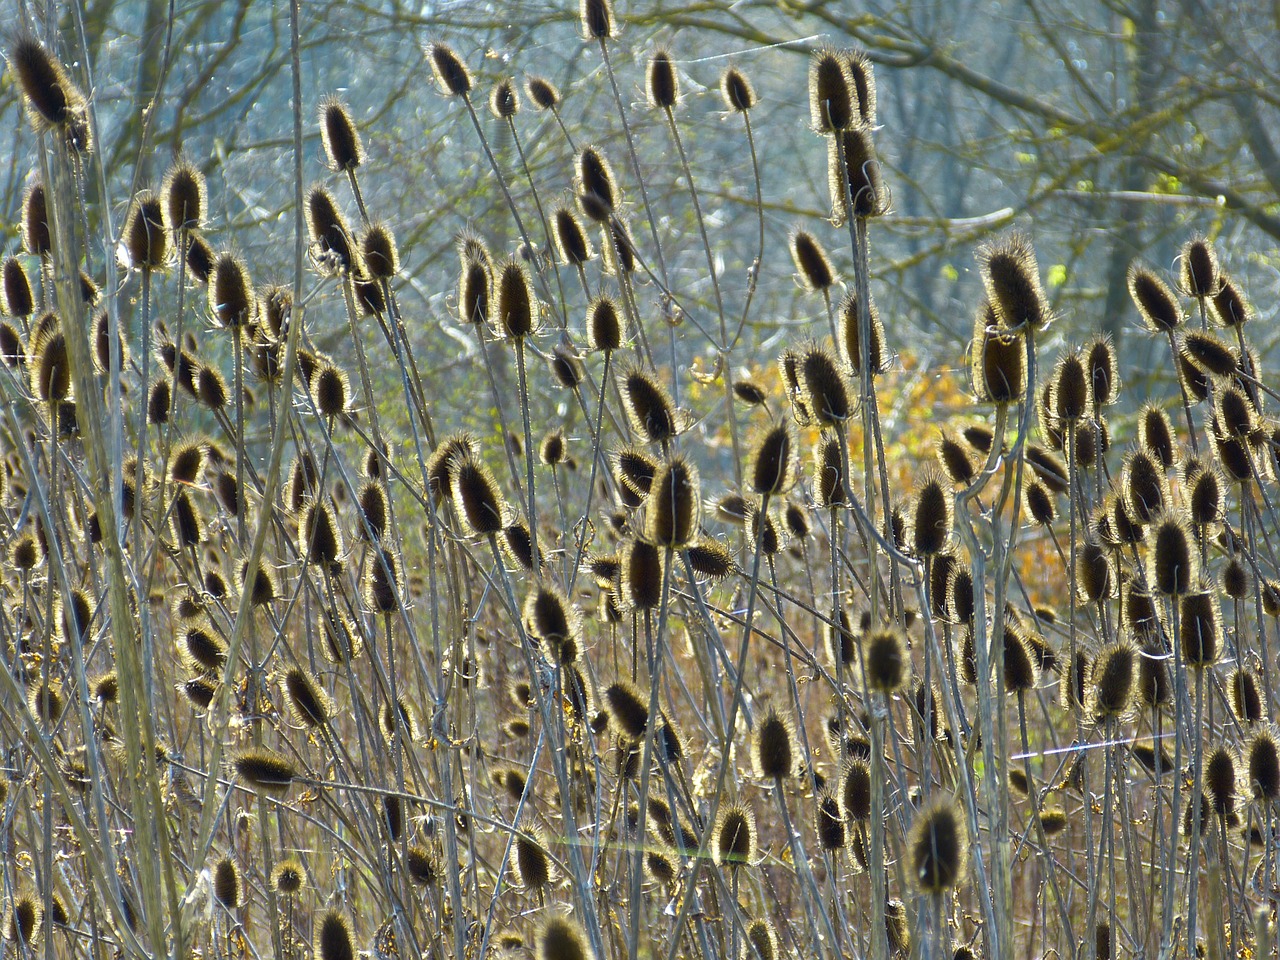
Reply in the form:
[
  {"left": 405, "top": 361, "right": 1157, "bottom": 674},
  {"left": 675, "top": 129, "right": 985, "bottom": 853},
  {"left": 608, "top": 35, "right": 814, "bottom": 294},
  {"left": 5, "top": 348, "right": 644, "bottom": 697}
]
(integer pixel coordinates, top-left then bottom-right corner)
[
  {"left": 845, "top": 49, "right": 876, "bottom": 125},
  {"left": 646, "top": 455, "right": 701, "bottom": 548},
  {"left": 911, "top": 470, "right": 952, "bottom": 556},
  {"left": 1, "top": 257, "right": 34, "bottom": 318},
  {"left": 283, "top": 667, "right": 331, "bottom": 728},
  {"left": 526, "top": 75, "right": 560, "bottom": 110},
  {"left": 1002, "top": 628, "right": 1039, "bottom": 694},
  {"left": 791, "top": 230, "right": 836, "bottom": 291},
  {"left": 1086, "top": 335, "right": 1119, "bottom": 409},
  {"left": 488, "top": 77, "right": 519, "bottom": 119},
  {"left": 1180, "top": 330, "right": 1238, "bottom": 377},
  {"left": 1127, "top": 263, "right": 1183, "bottom": 332},
  {"left": 1076, "top": 541, "right": 1114, "bottom": 603},
  {"left": 715, "top": 804, "right": 757, "bottom": 867},
  {"left": 979, "top": 233, "right": 1051, "bottom": 332},
  {"left": 301, "top": 499, "right": 342, "bottom": 567},
  {"left": 865, "top": 627, "right": 909, "bottom": 693},
  {"left": 621, "top": 367, "right": 678, "bottom": 443},
  {"left": 231, "top": 748, "right": 297, "bottom": 797},
  {"left": 1205, "top": 745, "right": 1236, "bottom": 816},
  {"left": 208, "top": 252, "right": 255, "bottom": 328},
  {"left": 164, "top": 158, "right": 206, "bottom": 233},
  {"left": 971, "top": 305, "right": 1027, "bottom": 403},
  {"left": 646, "top": 49, "right": 679, "bottom": 109},
  {"left": 429, "top": 42, "right": 471, "bottom": 96},
  {"left": 271, "top": 859, "right": 306, "bottom": 895},
  {"left": 360, "top": 223, "right": 399, "bottom": 280},
  {"left": 720, "top": 67, "right": 756, "bottom": 112},
  {"left": 1148, "top": 514, "right": 1196, "bottom": 596},
  {"left": 9, "top": 36, "right": 86, "bottom": 134},
  {"left": 753, "top": 705, "right": 796, "bottom": 780},
  {"left": 452, "top": 455, "right": 507, "bottom": 536},
  {"left": 1051, "top": 351, "right": 1090, "bottom": 423},
  {"left": 514, "top": 831, "right": 554, "bottom": 891},
  {"left": 22, "top": 182, "right": 51, "bottom": 257},
  {"left": 1091, "top": 642, "right": 1136, "bottom": 720},
  {"left": 577, "top": 146, "right": 618, "bottom": 218},
  {"left": 799, "top": 345, "right": 850, "bottom": 424},
  {"left": 908, "top": 796, "right": 969, "bottom": 894}
]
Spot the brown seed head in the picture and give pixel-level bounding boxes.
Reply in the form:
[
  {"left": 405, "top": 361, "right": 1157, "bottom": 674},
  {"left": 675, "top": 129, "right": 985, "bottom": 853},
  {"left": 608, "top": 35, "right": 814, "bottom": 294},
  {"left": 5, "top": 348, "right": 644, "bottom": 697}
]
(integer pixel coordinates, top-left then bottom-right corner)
[
  {"left": 979, "top": 233, "right": 1050, "bottom": 332},
  {"left": 1210, "top": 275, "right": 1252, "bottom": 327},
  {"left": 22, "top": 182, "right": 51, "bottom": 257},
  {"left": 908, "top": 796, "right": 969, "bottom": 894},
  {"left": 810, "top": 49, "right": 854, "bottom": 132},
  {"left": 429, "top": 42, "right": 471, "bottom": 96},
  {"left": 1128, "top": 263, "right": 1183, "bottom": 333},
  {"left": 753, "top": 706, "right": 796, "bottom": 779},
  {"left": 647, "top": 455, "right": 701, "bottom": 548},
  {"left": 9, "top": 36, "right": 86, "bottom": 133},
  {"left": 720, "top": 67, "right": 756, "bottom": 112},
  {"left": 715, "top": 805, "right": 757, "bottom": 866},
  {"left": 829, "top": 125, "right": 887, "bottom": 220},
  {"left": 1179, "top": 589, "right": 1220, "bottom": 667},
  {"left": 526, "top": 76, "right": 560, "bottom": 110},
  {"left": 791, "top": 230, "right": 836, "bottom": 291},
  {"left": 579, "top": 0, "right": 615, "bottom": 39},
  {"left": 646, "top": 50, "right": 679, "bottom": 109}
]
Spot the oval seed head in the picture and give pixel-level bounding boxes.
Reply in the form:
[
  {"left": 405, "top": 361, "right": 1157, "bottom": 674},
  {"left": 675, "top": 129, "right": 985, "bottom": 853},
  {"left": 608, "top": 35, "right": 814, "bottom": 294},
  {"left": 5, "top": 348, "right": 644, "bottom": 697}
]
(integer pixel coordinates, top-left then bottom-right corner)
[
  {"left": 842, "top": 758, "right": 873, "bottom": 822},
  {"left": 686, "top": 538, "right": 735, "bottom": 581},
  {"left": 524, "top": 584, "right": 578, "bottom": 656},
  {"left": 1180, "top": 330, "right": 1238, "bottom": 377},
  {"left": 800, "top": 345, "right": 850, "bottom": 424},
  {"left": 615, "top": 445, "right": 657, "bottom": 494},
  {"left": 183, "top": 232, "right": 214, "bottom": 283},
  {"left": 283, "top": 667, "right": 331, "bottom": 728},
  {"left": 553, "top": 206, "right": 592, "bottom": 266},
  {"left": 829, "top": 125, "right": 887, "bottom": 220},
  {"left": 912, "top": 471, "right": 952, "bottom": 556},
  {"left": 540, "top": 430, "right": 566, "bottom": 467},
  {"left": 551, "top": 346, "right": 583, "bottom": 388},
  {"left": 1024, "top": 480, "right": 1055, "bottom": 526},
  {"left": 1230, "top": 668, "right": 1263, "bottom": 724},
  {"left": 815, "top": 437, "right": 848, "bottom": 508},
  {"left": 208, "top": 253, "right": 254, "bottom": 328},
  {"left": 487, "top": 77, "right": 519, "bottom": 119},
  {"left": 846, "top": 49, "right": 876, "bottom": 125},
  {"left": 213, "top": 857, "right": 241, "bottom": 910},
  {"left": 429, "top": 42, "right": 471, "bottom": 96},
  {"left": 360, "top": 223, "right": 399, "bottom": 280},
  {"left": 1086, "top": 335, "right": 1119, "bottom": 409},
  {"left": 908, "top": 796, "right": 970, "bottom": 894},
  {"left": 539, "top": 915, "right": 594, "bottom": 960},
  {"left": 22, "top": 182, "right": 51, "bottom": 257},
  {"left": 170, "top": 437, "right": 207, "bottom": 485},
  {"left": 580, "top": 0, "right": 615, "bottom": 38},
  {"left": 301, "top": 500, "right": 342, "bottom": 567},
  {"left": 1, "top": 257, "right": 34, "bottom": 317},
  {"left": 526, "top": 75, "right": 560, "bottom": 110},
  {"left": 715, "top": 805, "right": 757, "bottom": 867},
  {"left": 319, "top": 96, "right": 362, "bottom": 170},
  {"left": 1248, "top": 730, "right": 1280, "bottom": 801},
  {"left": 495, "top": 257, "right": 536, "bottom": 338},
  {"left": 306, "top": 186, "right": 357, "bottom": 274},
  {"left": 1091, "top": 643, "right": 1136, "bottom": 720},
  {"left": 5, "top": 891, "right": 41, "bottom": 946},
  {"left": 1214, "top": 385, "right": 1256, "bottom": 437},
  {"left": 231, "top": 748, "right": 297, "bottom": 797},
  {"left": 810, "top": 49, "right": 854, "bottom": 132},
  {"left": 791, "top": 230, "right": 836, "bottom": 291},
  {"left": 9, "top": 36, "right": 86, "bottom": 133},
  {"left": 936, "top": 433, "right": 977, "bottom": 486},
  {"left": 1205, "top": 746, "right": 1237, "bottom": 816},
  {"left": 753, "top": 706, "right": 796, "bottom": 780},
  {"left": 1127, "top": 263, "right": 1183, "bottom": 332},
  {"left": 1123, "top": 448, "right": 1167, "bottom": 524},
  {"left": 865, "top": 627, "right": 909, "bottom": 693},
  {"left": 312, "top": 363, "right": 349, "bottom": 419},
  {"left": 272, "top": 859, "right": 305, "bottom": 895},
  {"left": 122, "top": 190, "right": 167, "bottom": 270},
  {"left": 742, "top": 921, "right": 777, "bottom": 960},
  {"left": 1002, "top": 628, "right": 1039, "bottom": 694},
  {"left": 514, "top": 832, "right": 554, "bottom": 891},
  {"left": 647, "top": 455, "right": 701, "bottom": 548},
  {"left": 32, "top": 331, "right": 70, "bottom": 404},
  {"left": 1148, "top": 514, "right": 1196, "bottom": 596},
  {"left": 621, "top": 538, "right": 665, "bottom": 610},
  {"left": 162, "top": 159, "right": 206, "bottom": 236},
  {"left": 1137, "top": 404, "right": 1176, "bottom": 469},
  {"left": 579, "top": 145, "right": 619, "bottom": 214},
  {"left": 452, "top": 455, "right": 506, "bottom": 536},
  {"left": 1076, "top": 541, "right": 1114, "bottom": 603},
  {"left": 979, "top": 233, "right": 1051, "bottom": 332},
  {"left": 971, "top": 306, "right": 1027, "bottom": 404},
  {"left": 1051, "top": 351, "right": 1090, "bottom": 423},
  {"left": 316, "top": 911, "right": 355, "bottom": 960},
  {"left": 587, "top": 295, "right": 623, "bottom": 351},
  {"left": 604, "top": 681, "right": 648, "bottom": 739},
  {"left": 751, "top": 424, "right": 796, "bottom": 497},
  {"left": 1180, "top": 234, "right": 1219, "bottom": 298},
  {"left": 1185, "top": 461, "right": 1223, "bottom": 527},
  {"left": 720, "top": 66, "right": 756, "bottom": 111},
  {"left": 1179, "top": 590, "right": 1221, "bottom": 667},
  {"left": 622, "top": 367, "right": 678, "bottom": 443},
  {"left": 1211, "top": 275, "right": 1251, "bottom": 327},
  {"left": 647, "top": 50, "right": 679, "bottom": 109},
  {"left": 357, "top": 481, "right": 388, "bottom": 541}
]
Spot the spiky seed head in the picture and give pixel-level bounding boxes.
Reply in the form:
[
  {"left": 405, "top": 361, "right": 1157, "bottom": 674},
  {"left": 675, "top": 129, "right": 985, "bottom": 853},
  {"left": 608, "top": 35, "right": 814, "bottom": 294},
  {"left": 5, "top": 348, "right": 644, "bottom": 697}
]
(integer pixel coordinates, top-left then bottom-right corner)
[
  {"left": 170, "top": 438, "right": 207, "bottom": 485},
  {"left": 604, "top": 681, "right": 647, "bottom": 739},
  {"left": 605, "top": 219, "right": 637, "bottom": 272},
  {"left": 1185, "top": 462, "right": 1223, "bottom": 527},
  {"left": 750, "top": 424, "right": 796, "bottom": 496},
  {"left": 1060, "top": 649, "right": 1092, "bottom": 710},
  {"left": 427, "top": 431, "right": 479, "bottom": 500},
  {"left": 732, "top": 380, "right": 767, "bottom": 406},
  {"left": 577, "top": 146, "right": 618, "bottom": 218},
  {"left": 1076, "top": 541, "right": 1114, "bottom": 603},
  {"left": 0, "top": 321, "right": 24, "bottom": 366},
  {"left": 1085, "top": 335, "right": 1119, "bottom": 408},
  {"left": 1222, "top": 554, "right": 1251, "bottom": 601},
  {"left": 360, "top": 223, "right": 399, "bottom": 279},
  {"left": 92, "top": 309, "right": 129, "bottom": 374},
  {"left": 524, "top": 584, "right": 577, "bottom": 653},
  {"left": 1131, "top": 740, "right": 1173, "bottom": 776},
  {"left": 1248, "top": 730, "right": 1280, "bottom": 801},
  {"left": 301, "top": 500, "right": 342, "bottom": 566},
  {"left": 213, "top": 857, "right": 241, "bottom": 910},
  {"left": 457, "top": 254, "right": 491, "bottom": 326},
  {"left": 912, "top": 471, "right": 952, "bottom": 556},
  {"left": 1122, "top": 449, "right": 1167, "bottom": 524},
  {"left": 800, "top": 346, "right": 850, "bottom": 424},
  {"left": 587, "top": 295, "right": 623, "bottom": 351},
  {"left": 539, "top": 430, "right": 566, "bottom": 467},
  {"left": 815, "top": 437, "right": 848, "bottom": 508},
  {"left": 810, "top": 49, "right": 854, "bottom": 132},
  {"left": 647, "top": 455, "right": 701, "bottom": 548},
  {"left": 526, "top": 75, "right": 560, "bottom": 110},
  {"left": 9, "top": 36, "right": 86, "bottom": 134},
  {"left": 1205, "top": 746, "right": 1237, "bottom": 815},
  {"left": 1179, "top": 590, "right": 1220, "bottom": 667},
  {"left": 971, "top": 305, "right": 1027, "bottom": 403},
  {"left": 1215, "top": 386, "right": 1256, "bottom": 438},
  {"left": 1176, "top": 350, "right": 1210, "bottom": 404},
  {"left": 720, "top": 67, "right": 756, "bottom": 111},
  {"left": 829, "top": 125, "right": 886, "bottom": 220},
  {"left": 647, "top": 49, "right": 679, "bottom": 108},
  {"left": 936, "top": 433, "right": 976, "bottom": 486},
  {"left": 1180, "top": 330, "right": 1238, "bottom": 377},
  {"left": 864, "top": 628, "right": 908, "bottom": 693},
  {"left": 1211, "top": 275, "right": 1251, "bottom": 327},
  {"left": 813, "top": 792, "right": 846, "bottom": 852},
  {"left": 1038, "top": 807, "right": 1068, "bottom": 835},
  {"left": 621, "top": 537, "right": 664, "bottom": 609},
  {"left": 356, "top": 481, "right": 388, "bottom": 542},
  {"left": 1023, "top": 480, "right": 1055, "bottom": 526},
  {"left": 845, "top": 49, "right": 876, "bottom": 124},
  {"left": 494, "top": 257, "right": 536, "bottom": 338},
  {"left": 1148, "top": 514, "right": 1195, "bottom": 596},
  {"left": 908, "top": 796, "right": 969, "bottom": 894},
  {"left": 979, "top": 233, "right": 1051, "bottom": 332},
  {"left": 514, "top": 832, "right": 554, "bottom": 891},
  {"left": 538, "top": 915, "right": 593, "bottom": 960},
  {"left": 1, "top": 258, "right": 34, "bottom": 318},
  {"left": 452, "top": 455, "right": 506, "bottom": 536},
  {"left": 209, "top": 253, "right": 254, "bottom": 328},
  {"left": 316, "top": 911, "right": 355, "bottom": 960},
  {"left": 238, "top": 558, "right": 278, "bottom": 607},
  {"left": 32, "top": 331, "right": 70, "bottom": 404},
  {"left": 5, "top": 892, "right": 41, "bottom": 945},
  {"left": 164, "top": 159, "right": 206, "bottom": 233},
  {"left": 122, "top": 190, "right": 167, "bottom": 270},
  {"left": 428, "top": 42, "right": 471, "bottom": 95},
  {"left": 231, "top": 748, "right": 297, "bottom": 796},
  {"left": 1002, "top": 629, "right": 1038, "bottom": 694},
  {"left": 579, "top": 0, "right": 614, "bottom": 38},
  {"left": 272, "top": 859, "right": 305, "bottom": 895},
  {"left": 306, "top": 186, "right": 358, "bottom": 274},
  {"left": 1136, "top": 404, "right": 1176, "bottom": 469},
  {"left": 283, "top": 667, "right": 331, "bottom": 728},
  {"left": 842, "top": 759, "right": 872, "bottom": 821},
  {"left": 715, "top": 805, "right": 757, "bottom": 866},
  {"left": 1230, "top": 668, "right": 1262, "bottom": 724},
  {"left": 1051, "top": 351, "right": 1090, "bottom": 423},
  {"left": 685, "top": 539, "right": 735, "bottom": 580},
  {"left": 552, "top": 206, "right": 592, "bottom": 266},
  {"left": 28, "top": 681, "right": 63, "bottom": 724},
  {"left": 380, "top": 697, "right": 417, "bottom": 741},
  {"left": 947, "top": 566, "right": 976, "bottom": 626},
  {"left": 183, "top": 232, "right": 214, "bottom": 283},
  {"left": 181, "top": 676, "right": 217, "bottom": 709},
  {"left": 1180, "top": 235, "right": 1219, "bottom": 298},
  {"left": 1127, "top": 263, "right": 1183, "bottom": 332},
  {"left": 365, "top": 549, "right": 399, "bottom": 614},
  {"left": 11, "top": 533, "right": 40, "bottom": 570},
  {"left": 622, "top": 367, "right": 678, "bottom": 443},
  {"left": 1091, "top": 643, "right": 1136, "bottom": 720},
  {"left": 92, "top": 670, "right": 119, "bottom": 704},
  {"left": 484, "top": 77, "right": 519, "bottom": 119},
  {"left": 791, "top": 230, "right": 836, "bottom": 291},
  {"left": 753, "top": 706, "right": 795, "bottom": 780},
  {"left": 311, "top": 363, "right": 349, "bottom": 419},
  {"left": 22, "top": 182, "right": 51, "bottom": 257}
]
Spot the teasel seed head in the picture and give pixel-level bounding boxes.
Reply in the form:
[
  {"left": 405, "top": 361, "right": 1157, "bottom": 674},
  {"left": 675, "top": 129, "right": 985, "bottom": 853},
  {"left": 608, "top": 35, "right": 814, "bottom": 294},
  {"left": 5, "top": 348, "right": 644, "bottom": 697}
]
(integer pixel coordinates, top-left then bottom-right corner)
[
  {"left": 646, "top": 49, "right": 679, "bottom": 109},
  {"left": 122, "top": 190, "right": 167, "bottom": 270},
  {"left": 1178, "top": 234, "right": 1219, "bottom": 298},
  {"left": 1095, "top": 923, "right": 1112, "bottom": 960},
  {"left": 231, "top": 748, "right": 297, "bottom": 797},
  {"left": 864, "top": 627, "right": 909, "bottom": 693},
  {"left": 355, "top": 480, "right": 388, "bottom": 542},
  {"left": 1, "top": 257, "right": 34, "bottom": 318},
  {"left": 715, "top": 804, "right": 757, "bottom": 867},
  {"left": 28, "top": 681, "right": 64, "bottom": 724},
  {"left": 829, "top": 125, "right": 887, "bottom": 220},
  {"left": 979, "top": 233, "right": 1051, "bottom": 332},
  {"left": 553, "top": 206, "right": 593, "bottom": 266},
  {"left": 307, "top": 186, "right": 359, "bottom": 274},
  {"left": 170, "top": 437, "right": 207, "bottom": 485},
  {"left": 791, "top": 230, "right": 836, "bottom": 291},
  {"left": 5, "top": 891, "right": 41, "bottom": 946},
  {"left": 815, "top": 437, "right": 848, "bottom": 508},
  {"left": 621, "top": 537, "right": 664, "bottom": 610},
  {"left": 647, "top": 455, "right": 701, "bottom": 548},
  {"left": 749, "top": 423, "right": 796, "bottom": 496},
  {"left": 1135, "top": 404, "right": 1176, "bottom": 470},
  {"left": 183, "top": 232, "right": 214, "bottom": 283},
  {"left": 1076, "top": 541, "right": 1114, "bottom": 603},
  {"left": 825, "top": 608, "right": 856, "bottom": 667},
  {"left": 360, "top": 223, "right": 399, "bottom": 280},
  {"left": 799, "top": 345, "right": 850, "bottom": 424},
  {"left": 1023, "top": 480, "right": 1055, "bottom": 526},
  {"left": 684, "top": 539, "right": 734, "bottom": 581},
  {"left": 741, "top": 921, "right": 777, "bottom": 960},
  {"left": 1210, "top": 274, "right": 1252, "bottom": 327},
  {"left": 514, "top": 831, "right": 554, "bottom": 891},
  {"left": 1179, "top": 589, "right": 1221, "bottom": 667},
  {"left": 587, "top": 295, "right": 623, "bottom": 352},
  {"left": 283, "top": 667, "right": 331, "bottom": 728},
  {"left": 539, "top": 915, "right": 593, "bottom": 960},
  {"left": 31, "top": 330, "right": 70, "bottom": 404},
  {"left": 208, "top": 252, "right": 254, "bottom": 328},
  {"left": 301, "top": 499, "right": 342, "bottom": 567},
  {"left": 908, "top": 796, "right": 969, "bottom": 894},
  {"left": 526, "top": 75, "right": 560, "bottom": 110},
  {"left": 381, "top": 697, "right": 417, "bottom": 741},
  {"left": 364, "top": 548, "right": 399, "bottom": 614},
  {"left": 22, "top": 182, "right": 51, "bottom": 257},
  {"left": 1205, "top": 746, "right": 1237, "bottom": 816},
  {"left": 720, "top": 66, "right": 756, "bottom": 112},
  {"left": 1247, "top": 729, "right": 1280, "bottom": 801},
  {"left": 971, "top": 305, "right": 1027, "bottom": 403},
  {"left": 452, "top": 455, "right": 507, "bottom": 536},
  {"left": 1002, "top": 628, "right": 1039, "bottom": 694},
  {"left": 580, "top": 0, "right": 615, "bottom": 39},
  {"left": 936, "top": 432, "right": 977, "bottom": 486},
  {"left": 1185, "top": 461, "right": 1223, "bottom": 527},
  {"left": 1222, "top": 553, "right": 1251, "bottom": 600},
  {"left": 181, "top": 677, "right": 217, "bottom": 710},
  {"left": 316, "top": 910, "right": 355, "bottom": 960},
  {"left": 1038, "top": 807, "right": 1068, "bottom": 835},
  {"left": 911, "top": 471, "right": 952, "bottom": 556},
  {"left": 1128, "top": 263, "right": 1183, "bottom": 332},
  {"left": 810, "top": 49, "right": 854, "bottom": 132},
  {"left": 213, "top": 856, "right": 241, "bottom": 910},
  {"left": 1122, "top": 448, "right": 1167, "bottom": 524},
  {"left": 312, "top": 362, "right": 349, "bottom": 419},
  {"left": 1060, "top": 648, "right": 1092, "bottom": 710},
  {"left": 1230, "top": 667, "right": 1262, "bottom": 724},
  {"left": 1051, "top": 350, "right": 1090, "bottom": 423},
  {"left": 271, "top": 859, "right": 305, "bottom": 895},
  {"left": 1085, "top": 335, "right": 1119, "bottom": 409},
  {"left": 732, "top": 380, "right": 767, "bottom": 406},
  {"left": 622, "top": 366, "right": 679, "bottom": 443},
  {"left": 1180, "top": 330, "right": 1238, "bottom": 377},
  {"left": 604, "top": 680, "right": 648, "bottom": 740},
  {"left": 837, "top": 758, "right": 873, "bottom": 824},
  {"left": 1090, "top": 642, "right": 1136, "bottom": 721},
  {"left": 428, "top": 42, "right": 471, "bottom": 95},
  {"left": 92, "top": 310, "right": 129, "bottom": 374},
  {"left": 1215, "top": 385, "right": 1257, "bottom": 438},
  {"left": 1148, "top": 513, "right": 1196, "bottom": 596},
  {"left": 843, "top": 48, "right": 876, "bottom": 125},
  {"left": 753, "top": 705, "right": 796, "bottom": 780},
  {"left": 9, "top": 36, "right": 86, "bottom": 135},
  {"left": 577, "top": 146, "right": 618, "bottom": 218}
]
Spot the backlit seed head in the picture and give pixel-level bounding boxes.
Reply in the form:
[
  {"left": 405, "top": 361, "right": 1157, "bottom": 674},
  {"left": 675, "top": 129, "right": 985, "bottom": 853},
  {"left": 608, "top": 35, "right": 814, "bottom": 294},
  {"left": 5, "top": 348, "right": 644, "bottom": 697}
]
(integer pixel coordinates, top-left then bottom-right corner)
[
  {"left": 1076, "top": 541, "right": 1114, "bottom": 603},
  {"left": 180, "top": 677, "right": 217, "bottom": 709},
  {"left": 122, "top": 190, "right": 168, "bottom": 270},
  {"left": 647, "top": 455, "right": 701, "bottom": 548},
  {"left": 1215, "top": 385, "right": 1256, "bottom": 437},
  {"left": 272, "top": 859, "right": 306, "bottom": 895},
  {"left": 184, "top": 232, "right": 214, "bottom": 283},
  {"left": 1179, "top": 235, "right": 1219, "bottom": 298},
  {"left": 493, "top": 256, "right": 536, "bottom": 338},
  {"left": 32, "top": 331, "right": 70, "bottom": 404},
  {"left": 170, "top": 437, "right": 207, "bottom": 485},
  {"left": 213, "top": 857, "right": 241, "bottom": 910},
  {"left": 799, "top": 345, "right": 850, "bottom": 424},
  {"left": 452, "top": 455, "right": 507, "bottom": 536},
  {"left": 526, "top": 76, "right": 560, "bottom": 110},
  {"left": 742, "top": 921, "right": 777, "bottom": 960},
  {"left": 1230, "top": 668, "right": 1263, "bottom": 724},
  {"left": 579, "top": 0, "right": 615, "bottom": 39},
  {"left": 307, "top": 186, "right": 358, "bottom": 274},
  {"left": 1051, "top": 351, "right": 1090, "bottom": 423},
  {"left": 720, "top": 67, "right": 756, "bottom": 112},
  {"left": 791, "top": 230, "right": 836, "bottom": 291},
  {"left": 842, "top": 758, "right": 872, "bottom": 822},
  {"left": 553, "top": 206, "right": 593, "bottom": 266},
  {"left": 753, "top": 706, "right": 796, "bottom": 780},
  {"left": 604, "top": 681, "right": 648, "bottom": 739},
  {"left": 1179, "top": 590, "right": 1221, "bottom": 667},
  {"left": 487, "top": 77, "right": 519, "bottom": 119},
  {"left": 1127, "top": 263, "right": 1183, "bottom": 332},
  {"left": 733, "top": 380, "right": 767, "bottom": 406},
  {"left": 646, "top": 49, "right": 679, "bottom": 109},
  {"left": 1177, "top": 351, "right": 1210, "bottom": 403},
  {"left": 936, "top": 433, "right": 977, "bottom": 486},
  {"left": 908, "top": 796, "right": 969, "bottom": 894},
  {"left": 239, "top": 558, "right": 279, "bottom": 607},
  {"left": 355, "top": 481, "right": 388, "bottom": 542},
  {"left": 366, "top": 549, "right": 400, "bottom": 615},
  {"left": 829, "top": 125, "right": 887, "bottom": 220},
  {"left": 685, "top": 539, "right": 735, "bottom": 581},
  {"left": 622, "top": 367, "right": 679, "bottom": 443},
  {"left": 312, "top": 363, "right": 349, "bottom": 419},
  {"left": 1038, "top": 807, "right": 1068, "bottom": 835},
  {"left": 1222, "top": 554, "right": 1251, "bottom": 600},
  {"left": 815, "top": 437, "right": 848, "bottom": 508},
  {"left": 360, "top": 223, "right": 399, "bottom": 279},
  {"left": 1148, "top": 514, "right": 1196, "bottom": 596},
  {"left": 381, "top": 697, "right": 417, "bottom": 741},
  {"left": 209, "top": 253, "right": 254, "bottom": 328},
  {"left": 1136, "top": 404, "right": 1176, "bottom": 469},
  {"left": 1205, "top": 746, "right": 1237, "bottom": 816},
  {"left": 1180, "top": 330, "right": 1238, "bottom": 377},
  {"left": 283, "top": 667, "right": 331, "bottom": 728},
  {"left": 865, "top": 627, "right": 909, "bottom": 693},
  {"left": 810, "top": 49, "right": 854, "bottom": 132},
  {"left": 539, "top": 915, "right": 593, "bottom": 960},
  {"left": 1122, "top": 448, "right": 1167, "bottom": 524},
  {"left": 514, "top": 832, "right": 554, "bottom": 891},
  {"left": 5, "top": 892, "right": 41, "bottom": 945},
  {"left": 9, "top": 36, "right": 86, "bottom": 134},
  {"left": 93, "top": 310, "right": 130, "bottom": 374},
  {"left": 979, "top": 233, "right": 1051, "bottom": 332},
  {"left": 429, "top": 42, "right": 471, "bottom": 96},
  {"left": 615, "top": 445, "right": 657, "bottom": 495},
  {"left": 715, "top": 805, "right": 757, "bottom": 866},
  {"left": 577, "top": 146, "right": 618, "bottom": 216},
  {"left": 195, "top": 364, "right": 228, "bottom": 411},
  {"left": 1210, "top": 274, "right": 1252, "bottom": 328},
  {"left": 1091, "top": 643, "right": 1136, "bottom": 720},
  {"left": 22, "top": 182, "right": 51, "bottom": 257},
  {"left": 587, "top": 295, "right": 623, "bottom": 351},
  {"left": 1, "top": 257, "right": 34, "bottom": 317},
  {"left": 28, "top": 681, "right": 63, "bottom": 724},
  {"left": 231, "top": 748, "right": 297, "bottom": 797},
  {"left": 621, "top": 538, "right": 665, "bottom": 610},
  {"left": 1023, "top": 480, "right": 1055, "bottom": 526},
  {"left": 912, "top": 471, "right": 952, "bottom": 556},
  {"left": 301, "top": 500, "right": 342, "bottom": 566},
  {"left": 971, "top": 306, "right": 1027, "bottom": 403},
  {"left": 1184, "top": 461, "right": 1223, "bottom": 527},
  {"left": 845, "top": 49, "right": 876, "bottom": 125},
  {"left": 317, "top": 911, "right": 355, "bottom": 960},
  {"left": 1002, "top": 628, "right": 1039, "bottom": 694},
  {"left": 163, "top": 158, "right": 206, "bottom": 233},
  {"left": 751, "top": 424, "right": 796, "bottom": 496},
  {"left": 1247, "top": 729, "right": 1280, "bottom": 801},
  {"left": 1086, "top": 335, "right": 1119, "bottom": 409}
]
